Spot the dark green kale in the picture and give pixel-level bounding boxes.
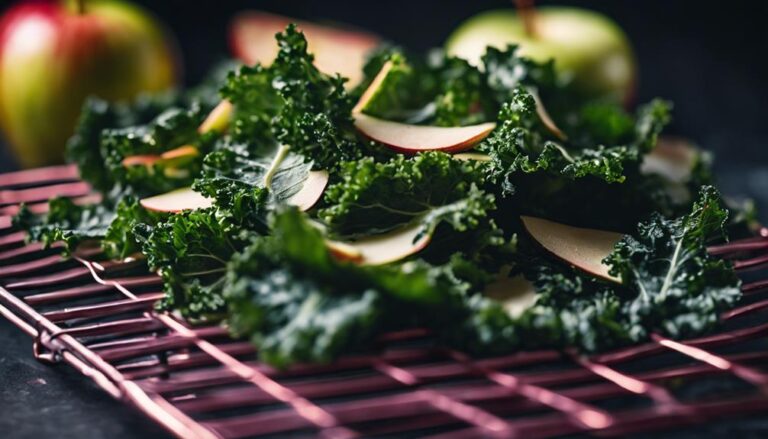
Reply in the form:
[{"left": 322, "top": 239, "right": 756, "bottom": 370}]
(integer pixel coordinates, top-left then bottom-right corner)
[
  {"left": 134, "top": 208, "right": 254, "bottom": 319},
  {"left": 192, "top": 141, "right": 312, "bottom": 228},
  {"left": 318, "top": 152, "right": 492, "bottom": 237},
  {"left": 102, "top": 198, "right": 165, "bottom": 260},
  {"left": 605, "top": 186, "right": 741, "bottom": 339},
  {"left": 13, "top": 198, "right": 114, "bottom": 255},
  {"left": 221, "top": 24, "right": 363, "bottom": 169},
  {"left": 480, "top": 87, "right": 671, "bottom": 195},
  {"left": 101, "top": 104, "right": 219, "bottom": 198},
  {"left": 225, "top": 207, "right": 469, "bottom": 366},
  {"left": 66, "top": 93, "right": 181, "bottom": 193}
]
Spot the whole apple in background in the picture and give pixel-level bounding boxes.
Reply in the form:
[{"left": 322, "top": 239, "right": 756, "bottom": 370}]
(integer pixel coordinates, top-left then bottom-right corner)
[
  {"left": 0, "top": 0, "right": 178, "bottom": 168},
  {"left": 445, "top": 6, "right": 637, "bottom": 104},
  {"left": 230, "top": 11, "right": 380, "bottom": 87}
]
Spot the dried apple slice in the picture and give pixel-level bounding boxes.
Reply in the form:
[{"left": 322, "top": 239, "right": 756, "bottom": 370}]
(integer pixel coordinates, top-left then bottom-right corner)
[
  {"left": 354, "top": 113, "right": 496, "bottom": 154},
  {"left": 140, "top": 187, "right": 214, "bottom": 213},
  {"left": 198, "top": 100, "right": 233, "bottom": 134},
  {"left": 328, "top": 222, "right": 431, "bottom": 265},
  {"left": 230, "top": 11, "right": 380, "bottom": 86},
  {"left": 641, "top": 136, "right": 698, "bottom": 183},
  {"left": 521, "top": 215, "right": 622, "bottom": 282},
  {"left": 286, "top": 170, "right": 329, "bottom": 211},
  {"left": 453, "top": 152, "right": 491, "bottom": 162},
  {"left": 484, "top": 270, "right": 538, "bottom": 318}
]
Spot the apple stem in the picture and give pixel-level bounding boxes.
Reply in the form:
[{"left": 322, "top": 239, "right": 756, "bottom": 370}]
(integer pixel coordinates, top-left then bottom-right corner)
[
  {"left": 76, "top": 0, "right": 86, "bottom": 14},
  {"left": 514, "top": 0, "right": 538, "bottom": 38}
]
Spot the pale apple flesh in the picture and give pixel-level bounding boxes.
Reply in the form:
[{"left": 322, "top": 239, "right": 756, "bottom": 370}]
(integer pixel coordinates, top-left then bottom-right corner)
[
  {"left": 286, "top": 170, "right": 329, "bottom": 211},
  {"left": 446, "top": 7, "right": 636, "bottom": 104},
  {"left": 354, "top": 113, "right": 496, "bottom": 154},
  {"left": 641, "top": 136, "right": 699, "bottom": 184},
  {"left": 140, "top": 187, "right": 214, "bottom": 213},
  {"left": 327, "top": 222, "right": 431, "bottom": 266},
  {"left": 521, "top": 215, "right": 623, "bottom": 282},
  {"left": 484, "top": 270, "right": 538, "bottom": 318},
  {"left": 0, "top": 1, "right": 177, "bottom": 168},
  {"left": 121, "top": 145, "right": 199, "bottom": 168},
  {"left": 198, "top": 100, "right": 233, "bottom": 134},
  {"left": 230, "top": 11, "right": 380, "bottom": 87}
]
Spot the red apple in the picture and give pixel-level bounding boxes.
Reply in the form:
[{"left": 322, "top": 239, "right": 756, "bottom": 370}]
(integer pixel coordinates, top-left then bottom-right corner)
[
  {"left": 0, "top": 0, "right": 178, "bottom": 168},
  {"left": 521, "top": 215, "right": 622, "bottom": 282},
  {"left": 230, "top": 11, "right": 380, "bottom": 87}
]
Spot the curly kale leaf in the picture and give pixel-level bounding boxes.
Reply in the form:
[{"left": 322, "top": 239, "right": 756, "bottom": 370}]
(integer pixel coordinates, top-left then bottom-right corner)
[
  {"left": 222, "top": 24, "right": 362, "bottom": 169},
  {"left": 318, "top": 152, "right": 491, "bottom": 237},
  {"left": 13, "top": 197, "right": 165, "bottom": 260},
  {"left": 101, "top": 104, "right": 219, "bottom": 198},
  {"left": 605, "top": 186, "right": 741, "bottom": 339},
  {"left": 66, "top": 93, "right": 181, "bottom": 193},
  {"left": 225, "top": 207, "right": 469, "bottom": 366},
  {"left": 13, "top": 198, "right": 115, "bottom": 255},
  {"left": 102, "top": 198, "right": 165, "bottom": 260},
  {"left": 481, "top": 88, "right": 672, "bottom": 195},
  {"left": 134, "top": 208, "right": 254, "bottom": 319},
  {"left": 192, "top": 142, "right": 312, "bottom": 227}
]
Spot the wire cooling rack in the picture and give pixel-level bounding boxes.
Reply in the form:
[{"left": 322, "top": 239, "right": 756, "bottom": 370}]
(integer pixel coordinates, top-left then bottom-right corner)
[{"left": 0, "top": 165, "right": 767, "bottom": 438}]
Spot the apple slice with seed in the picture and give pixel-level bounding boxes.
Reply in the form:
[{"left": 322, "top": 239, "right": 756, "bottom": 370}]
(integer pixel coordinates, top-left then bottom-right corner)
[
  {"left": 484, "top": 270, "right": 538, "bottom": 318},
  {"left": 286, "top": 170, "right": 329, "bottom": 211},
  {"left": 521, "top": 215, "right": 623, "bottom": 282},
  {"left": 354, "top": 114, "right": 496, "bottom": 154},
  {"left": 140, "top": 187, "right": 214, "bottom": 213},
  {"left": 328, "top": 222, "right": 431, "bottom": 265}
]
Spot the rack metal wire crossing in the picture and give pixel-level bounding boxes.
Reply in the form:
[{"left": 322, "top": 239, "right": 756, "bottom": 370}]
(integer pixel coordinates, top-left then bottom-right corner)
[{"left": 0, "top": 165, "right": 767, "bottom": 438}]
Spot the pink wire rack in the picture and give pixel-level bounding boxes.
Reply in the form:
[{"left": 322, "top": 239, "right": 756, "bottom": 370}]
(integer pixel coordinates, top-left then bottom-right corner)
[{"left": 0, "top": 164, "right": 767, "bottom": 438}]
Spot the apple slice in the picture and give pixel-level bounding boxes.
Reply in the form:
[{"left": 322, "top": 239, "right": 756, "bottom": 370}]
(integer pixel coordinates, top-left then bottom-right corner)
[
  {"left": 641, "top": 136, "right": 698, "bottom": 184},
  {"left": 328, "top": 222, "right": 431, "bottom": 265},
  {"left": 521, "top": 215, "right": 622, "bottom": 282},
  {"left": 484, "top": 270, "right": 538, "bottom": 318},
  {"left": 286, "top": 170, "right": 329, "bottom": 211},
  {"left": 140, "top": 187, "right": 213, "bottom": 213},
  {"left": 453, "top": 152, "right": 491, "bottom": 162},
  {"left": 230, "top": 12, "right": 380, "bottom": 86},
  {"left": 354, "top": 113, "right": 496, "bottom": 154},
  {"left": 122, "top": 145, "right": 199, "bottom": 168},
  {"left": 199, "top": 100, "right": 233, "bottom": 134}
]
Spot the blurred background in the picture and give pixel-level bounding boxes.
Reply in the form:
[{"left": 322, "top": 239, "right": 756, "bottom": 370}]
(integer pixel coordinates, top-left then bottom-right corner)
[{"left": 0, "top": 0, "right": 765, "bottom": 217}]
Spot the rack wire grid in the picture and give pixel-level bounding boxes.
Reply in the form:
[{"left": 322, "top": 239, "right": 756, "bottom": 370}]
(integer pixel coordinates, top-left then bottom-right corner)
[{"left": 0, "top": 164, "right": 767, "bottom": 439}]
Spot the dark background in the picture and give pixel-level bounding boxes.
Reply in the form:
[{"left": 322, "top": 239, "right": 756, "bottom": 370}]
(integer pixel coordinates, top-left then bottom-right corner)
[{"left": 1, "top": 1, "right": 767, "bottom": 438}]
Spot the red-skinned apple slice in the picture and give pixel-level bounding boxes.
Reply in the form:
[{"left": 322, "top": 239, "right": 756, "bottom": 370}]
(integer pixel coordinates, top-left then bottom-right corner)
[
  {"left": 328, "top": 222, "right": 431, "bottom": 266},
  {"left": 353, "top": 60, "right": 496, "bottom": 153},
  {"left": 521, "top": 215, "right": 622, "bottom": 283},
  {"left": 122, "top": 145, "right": 199, "bottom": 168},
  {"left": 140, "top": 187, "right": 213, "bottom": 213},
  {"left": 354, "top": 113, "right": 496, "bottom": 154},
  {"left": 287, "top": 170, "right": 329, "bottom": 211},
  {"left": 230, "top": 12, "right": 380, "bottom": 86},
  {"left": 484, "top": 269, "right": 538, "bottom": 318}
]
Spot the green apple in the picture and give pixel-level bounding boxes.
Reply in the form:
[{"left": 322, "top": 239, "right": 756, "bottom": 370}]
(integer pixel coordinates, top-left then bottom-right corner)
[
  {"left": 0, "top": 0, "right": 178, "bottom": 168},
  {"left": 446, "top": 7, "right": 636, "bottom": 104}
]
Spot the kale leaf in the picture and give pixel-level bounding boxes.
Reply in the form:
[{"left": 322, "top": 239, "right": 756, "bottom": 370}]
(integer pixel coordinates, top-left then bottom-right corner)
[
  {"left": 225, "top": 207, "right": 469, "bottom": 366},
  {"left": 222, "top": 24, "right": 362, "bottom": 169},
  {"left": 134, "top": 208, "right": 254, "bottom": 319},
  {"left": 605, "top": 185, "right": 741, "bottom": 339}
]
